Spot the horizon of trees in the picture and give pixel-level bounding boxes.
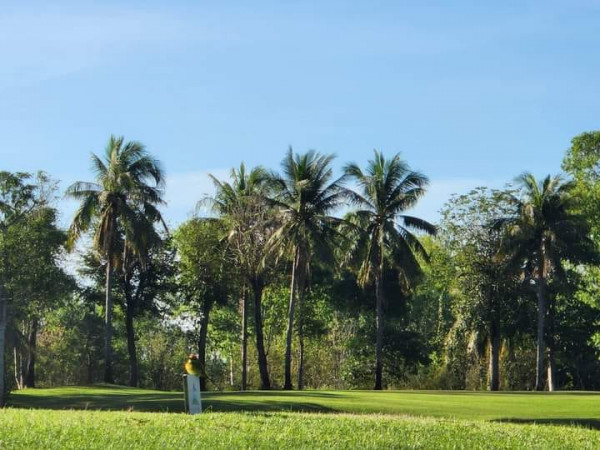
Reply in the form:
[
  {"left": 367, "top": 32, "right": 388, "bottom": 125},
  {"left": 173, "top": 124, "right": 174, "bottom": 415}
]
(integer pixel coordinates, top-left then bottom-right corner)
[{"left": 2, "top": 131, "right": 600, "bottom": 404}]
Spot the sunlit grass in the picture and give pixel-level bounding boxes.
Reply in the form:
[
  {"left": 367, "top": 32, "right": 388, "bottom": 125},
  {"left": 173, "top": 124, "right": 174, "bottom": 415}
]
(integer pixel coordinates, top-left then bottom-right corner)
[
  {"left": 9, "top": 385, "right": 600, "bottom": 423},
  {"left": 5, "top": 386, "right": 600, "bottom": 449},
  {"left": 2, "top": 409, "right": 600, "bottom": 449}
]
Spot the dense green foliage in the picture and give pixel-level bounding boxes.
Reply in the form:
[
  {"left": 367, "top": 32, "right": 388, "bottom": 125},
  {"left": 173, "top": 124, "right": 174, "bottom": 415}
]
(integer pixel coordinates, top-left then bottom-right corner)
[{"left": 2, "top": 131, "right": 600, "bottom": 402}]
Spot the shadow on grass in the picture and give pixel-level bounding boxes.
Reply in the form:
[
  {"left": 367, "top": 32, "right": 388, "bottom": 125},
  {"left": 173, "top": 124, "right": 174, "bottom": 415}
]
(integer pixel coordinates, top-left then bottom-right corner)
[
  {"left": 9, "top": 388, "right": 335, "bottom": 414},
  {"left": 493, "top": 418, "right": 600, "bottom": 430}
]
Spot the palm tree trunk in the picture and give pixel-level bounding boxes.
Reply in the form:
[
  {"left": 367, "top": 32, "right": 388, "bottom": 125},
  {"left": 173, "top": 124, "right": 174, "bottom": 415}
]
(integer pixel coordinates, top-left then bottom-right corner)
[
  {"left": 534, "top": 253, "right": 547, "bottom": 391},
  {"left": 296, "top": 253, "right": 308, "bottom": 391},
  {"left": 24, "top": 318, "right": 38, "bottom": 388},
  {"left": 240, "top": 286, "right": 248, "bottom": 391},
  {"left": 104, "top": 260, "right": 114, "bottom": 384},
  {"left": 252, "top": 279, "right": 270, "bottom": 390},
  {"left": 125, "top": 298, "right": 139, "bottom": 387},
  {"left": 374, "top": 273, "right": 384, "bottom": 390},
  {"left": 197, "top": 299, "right": 212, "bottom": 392},
  {"left": 488, "top": 320, "right": 500, "bottom": 391},
  {"left": 284, "top": 248, "right": 299, "bottom": 390},
  {"left": 0, "top": 285, "right": 7, "bottom": 406}
]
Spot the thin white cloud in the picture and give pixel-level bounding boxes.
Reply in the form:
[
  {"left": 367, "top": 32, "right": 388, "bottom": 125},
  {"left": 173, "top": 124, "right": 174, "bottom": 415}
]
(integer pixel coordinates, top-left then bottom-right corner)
[{"left": 0, "top": 8, "right": 239, "bottom": 86}]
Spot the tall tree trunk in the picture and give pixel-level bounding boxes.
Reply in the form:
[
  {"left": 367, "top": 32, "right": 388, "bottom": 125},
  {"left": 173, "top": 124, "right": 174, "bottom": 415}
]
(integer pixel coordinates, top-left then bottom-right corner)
[
  {"left": 546, "top": 298, "right": 556, "bottom": 392},
  {"left": 284, "top": 248, "right": 299, "bottom": 390},
  {"left": 488, "top": 319, "right": 500, "bottom": 391},
  {"left": 547, "top": 347, "right": 556, "bottom": 392},
  {"left": 240, "top": 286, "right": 248, "bottom": 391},
  {"left": 14, "top": 346, "right": 22, "bottom": 390},
  {"left": 297, "top": 323, "right": 305, "bottom": 390},
  {"left": 104, "top": 261, "right": 114, "bottom": 384},
  {"left": 229, "top": 351, "right": 234, "bottom": 387},
  {"left": 24, "top": 318, "right": 38, "bottom": 388},
  {"left": 296, "top": 254, "right": 308, "bottom": 391},
  {"left": 252, "top": 279, "right": 270, "bottom": 390},
  {"left": 0, "top": 285, "right": 8, "bottom": 406},
  {"left": 125, "top": 297, "right": 139, "bottom": 387},
  {"left": 197, "top": 299, "right": 212, "bottom": 392},
  {"left": 374, "top": 273, "right": 384, "bottom": 390},
  {"left": 534, "top": 251, "right": 547, "bottom": 391}
]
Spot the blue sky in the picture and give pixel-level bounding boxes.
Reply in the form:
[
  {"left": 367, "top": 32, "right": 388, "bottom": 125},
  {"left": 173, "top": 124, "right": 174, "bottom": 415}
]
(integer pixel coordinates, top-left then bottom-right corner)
[{"left": 2, "top": 1, "right": 599, "bottom": 228}]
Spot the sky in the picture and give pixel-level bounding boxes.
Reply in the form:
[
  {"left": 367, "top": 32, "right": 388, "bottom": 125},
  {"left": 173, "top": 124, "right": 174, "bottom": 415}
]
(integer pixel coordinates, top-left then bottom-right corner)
[{"left": 2, "top": 1, "right": 599, "bottom": 229}]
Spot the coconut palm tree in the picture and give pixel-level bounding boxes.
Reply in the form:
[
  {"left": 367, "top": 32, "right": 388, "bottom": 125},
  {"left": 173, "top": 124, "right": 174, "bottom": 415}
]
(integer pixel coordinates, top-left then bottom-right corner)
[
  {"left": 344, "top": 151, "right": 436, "bottom": 390},
  {"left": 66, "top": 135, "right": 165, "bottom": 383},
  {"left": 209, "top": 163, "right": 273, "bottom": 390},
  {"left": 267, "top": 149, "right": 347, "bottom": 390},
  {"left": 496, "top": 173, "right": 596, "bottom": 391}
]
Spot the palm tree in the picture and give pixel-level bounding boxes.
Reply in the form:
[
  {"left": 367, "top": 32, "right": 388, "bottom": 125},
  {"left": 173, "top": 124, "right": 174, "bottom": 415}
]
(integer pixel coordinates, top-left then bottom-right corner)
[
  {"left": 66, "top": 135, "right": 165, "bottom": 384},
  {"left": 267, "top": 149, "right": 347, "bottom": 390},
  {"left": 209, "top": 163, "right": 273, "bottom": 390},
  {"left": 344, "top": 151, "right": 436, "bottom": 390},
  {"left": 496, "top": 173, "right": 595, "bottom": 391}
]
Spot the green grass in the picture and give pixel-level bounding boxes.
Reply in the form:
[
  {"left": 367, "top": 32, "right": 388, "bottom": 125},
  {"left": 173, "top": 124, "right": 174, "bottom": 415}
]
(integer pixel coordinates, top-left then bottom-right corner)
[
  {"left": 3, "top": 386, "right": 600, "bottom": 448},
  {"left": 2, "top": 409, "right": 600, "bottom": 449},
  {"left": 9, "top": 385, "right": 600, "bottom": 423}
]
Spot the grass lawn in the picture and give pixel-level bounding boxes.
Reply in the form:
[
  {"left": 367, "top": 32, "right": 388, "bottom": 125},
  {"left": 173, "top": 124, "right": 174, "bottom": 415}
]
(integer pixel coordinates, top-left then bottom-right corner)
[{"left": 3, "top": 386, "right": 600, "bottom": 448}]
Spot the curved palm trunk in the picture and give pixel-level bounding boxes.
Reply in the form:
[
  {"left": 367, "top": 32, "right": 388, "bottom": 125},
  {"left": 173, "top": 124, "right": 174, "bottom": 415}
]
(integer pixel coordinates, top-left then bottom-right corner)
[
  {"left": 374, "top": 273, "right": 384, "bottom": 390},
  {"left": 24, "top": 318, "right": 38, "bottom": 388},
  {"left": 252, "top": 279, "right": 270, "bottom": 390},
  {"left": 104, "top": 261, "right": 115, "bottom": 384},
  {"left": 240, "top": 286, "right": 248, "bottom": 391},
  {"left": 284, "top": 248, "right": 300, "bottom": 390},
  {"left": 534, "top": 251, "right": 547, "bottom": 391}
]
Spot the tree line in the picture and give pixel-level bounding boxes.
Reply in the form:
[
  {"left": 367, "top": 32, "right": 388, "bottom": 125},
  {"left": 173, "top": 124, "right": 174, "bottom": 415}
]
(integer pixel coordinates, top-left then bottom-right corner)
[{"left": 1, "top": 131, "right": 599, "bottom": 404}]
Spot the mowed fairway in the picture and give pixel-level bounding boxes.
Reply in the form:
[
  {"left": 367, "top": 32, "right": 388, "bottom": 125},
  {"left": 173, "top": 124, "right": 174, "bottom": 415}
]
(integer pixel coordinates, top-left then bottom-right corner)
[{"left": 2, "top": 386, "right": 600, "bottom": 449}]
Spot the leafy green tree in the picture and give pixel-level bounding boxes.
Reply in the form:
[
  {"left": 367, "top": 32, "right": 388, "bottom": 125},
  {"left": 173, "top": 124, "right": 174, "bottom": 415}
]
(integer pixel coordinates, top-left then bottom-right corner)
[
  {"left": 440, "top": 187, "right": 522, "bottom": 390},
  {"left": 562, "top": 131, "right": 600, "bottom": 239},
  {"left": 0, "top": 171, "right": 54, "bottom": 404},
  {"left": 344, "top": 151, "right": 435, "bottom": 390},
  {"left": 267, "top": 149, "right": 347, "bottom": 390},
  {"left": 66, "top": 135, "right": 165, "bottom": 383},
  {"left": 547, "top": 266, "right": 600, "bottom": 389},
  {"left": 408, "top": 237, "right": 456, "bottom": 365},
  {"left": 119, "top": 237, "right": 174, "bottom": 387},
  {"left": 209, "top": 163, "right": 274, "bottom": 389},
  {"left": 6, "top": 205, "right": 74, "bottom": 388},
  {"left": 36, "top": 291, "right": 104, "bottom": 386},
  {"left": 173, "top": 218, "right": 230, "bottom": 391},
  {"left": 497, "top": 173, "right": 596, "bottom": 390}
]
